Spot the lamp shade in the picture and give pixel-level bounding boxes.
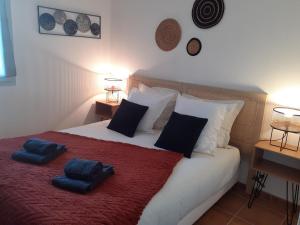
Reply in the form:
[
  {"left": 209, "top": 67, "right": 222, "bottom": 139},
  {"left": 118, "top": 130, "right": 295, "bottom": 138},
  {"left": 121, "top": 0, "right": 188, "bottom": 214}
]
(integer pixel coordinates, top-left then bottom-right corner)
[
  {"left": 104, "top": 78, "right": 122, "bottom": 91},
  {"left": 271, "top": 107, "right": 300, "bottom": 133},
  {"left": 104, "top": 77, "right": 122, "bottom": 103}
]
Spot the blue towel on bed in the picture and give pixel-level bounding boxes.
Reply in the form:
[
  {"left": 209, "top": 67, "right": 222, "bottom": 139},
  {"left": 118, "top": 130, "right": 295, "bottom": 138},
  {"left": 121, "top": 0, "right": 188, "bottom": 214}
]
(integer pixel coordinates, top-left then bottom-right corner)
[
  {"left": 23, "top": 138, "right": 59, "bottom": 155},
  {"left": 52, "top": 164, "right": 114, "bottom": 194},
  {"left": 64, "top": 158, "right": 103, "bottom": 181},
  {"left": 11, "top": 145, "right": 67, "bottom": 165}
]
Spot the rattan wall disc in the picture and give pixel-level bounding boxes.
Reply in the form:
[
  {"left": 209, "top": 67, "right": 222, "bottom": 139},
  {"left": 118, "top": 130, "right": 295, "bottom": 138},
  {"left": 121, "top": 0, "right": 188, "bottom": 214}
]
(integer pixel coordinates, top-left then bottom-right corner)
[
  {"left": 192, "top": 0, "right": 224, "bottom": 29},
  {"left": 187, "top": 38, "right": 202, "bottom": 56},
  {"left": 155, "top": 18, "right": 182, "bottom": 51}
]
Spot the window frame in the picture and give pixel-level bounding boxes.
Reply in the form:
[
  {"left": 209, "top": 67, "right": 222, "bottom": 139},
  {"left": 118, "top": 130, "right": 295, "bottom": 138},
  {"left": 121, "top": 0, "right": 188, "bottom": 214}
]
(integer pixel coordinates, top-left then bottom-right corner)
[
  {"left": 0, "top": 75, "right": 15, "bottom": 85},
  {"left": 0, "top": 0, "right": 16, "bottom": 85}
]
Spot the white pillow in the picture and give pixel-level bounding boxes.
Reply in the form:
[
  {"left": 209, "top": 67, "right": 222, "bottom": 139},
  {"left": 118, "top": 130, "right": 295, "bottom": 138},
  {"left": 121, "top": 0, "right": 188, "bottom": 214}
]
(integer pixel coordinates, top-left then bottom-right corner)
[
  {"left": 175, "top": 95, "right": 227, "bottom": 154},
  {"left": 183, "top": 94, "right": 244, "bottom": 147},
  {"left": 215, "top": 100, "right": 244, "bottom": 147},
  {"left": 139, "top": 83, "right": 179, "bottom": 129},
  {"left": 128, "top": 88, "right": 174, "bottom": 133}
]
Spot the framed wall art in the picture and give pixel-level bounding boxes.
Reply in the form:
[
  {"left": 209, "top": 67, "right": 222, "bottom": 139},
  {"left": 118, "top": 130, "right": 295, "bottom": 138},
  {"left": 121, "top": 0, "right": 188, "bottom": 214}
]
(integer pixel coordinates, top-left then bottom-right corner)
[{"left": 38, "top": 6, "right": 101, "bottom": 39}]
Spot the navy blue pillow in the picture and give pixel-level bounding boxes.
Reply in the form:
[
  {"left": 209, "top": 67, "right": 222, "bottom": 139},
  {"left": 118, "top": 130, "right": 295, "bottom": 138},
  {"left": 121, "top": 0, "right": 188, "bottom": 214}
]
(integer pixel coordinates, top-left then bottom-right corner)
[
  {"left": 107, "top": 99, "right": 148, "bottom": 137},
  {"left": 155, "top": 112, "right": 208, "bottom": 158}
]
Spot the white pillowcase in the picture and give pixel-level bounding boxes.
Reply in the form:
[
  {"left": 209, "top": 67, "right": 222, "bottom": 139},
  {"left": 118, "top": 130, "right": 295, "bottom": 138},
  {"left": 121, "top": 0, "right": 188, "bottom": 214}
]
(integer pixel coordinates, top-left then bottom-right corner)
[
  {"left": 215, "top": 100, "right": 244, "bottom": 147},
  {"left": 183, "top": 94, "right": 244, "bottom": 147},
  {"left": 128, "top": 88, "right": 174, "bottom": 133},
  {"left": 139, "top": 83, "right": 179, "bottom": 129},
  {"left": 175, "top": 95, "right": 227, "bottom": 155}
]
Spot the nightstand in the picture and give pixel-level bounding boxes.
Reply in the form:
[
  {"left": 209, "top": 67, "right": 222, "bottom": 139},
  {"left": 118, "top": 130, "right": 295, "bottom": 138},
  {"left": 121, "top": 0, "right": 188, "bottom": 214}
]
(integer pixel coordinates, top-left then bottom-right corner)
[
  {"left": 247, "top": 140, "right": 300, "bottom": 225},
  {"left": 95, "top": 100, "right": 120, "bottom": 121}
]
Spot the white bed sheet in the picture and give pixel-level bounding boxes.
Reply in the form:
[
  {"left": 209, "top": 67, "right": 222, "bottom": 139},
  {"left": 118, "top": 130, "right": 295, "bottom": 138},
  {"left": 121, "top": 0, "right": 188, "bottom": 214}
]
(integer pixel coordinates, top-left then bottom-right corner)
[{"left": 61, "top": 121, "right": 240, "bottom": 225}]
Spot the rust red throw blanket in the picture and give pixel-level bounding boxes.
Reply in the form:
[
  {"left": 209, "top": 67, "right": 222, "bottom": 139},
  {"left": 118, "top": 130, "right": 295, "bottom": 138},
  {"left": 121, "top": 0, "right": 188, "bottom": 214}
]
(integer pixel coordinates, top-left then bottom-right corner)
[{"left": 0, "top": 131, "right": 182, "bottom": 225}]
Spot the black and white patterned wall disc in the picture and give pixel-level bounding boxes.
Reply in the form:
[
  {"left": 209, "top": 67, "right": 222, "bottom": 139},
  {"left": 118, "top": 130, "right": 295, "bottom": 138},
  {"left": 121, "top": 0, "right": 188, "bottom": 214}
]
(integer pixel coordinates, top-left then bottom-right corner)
[{"left": 192, "top": 0, "right": 224, "bottom": 29}]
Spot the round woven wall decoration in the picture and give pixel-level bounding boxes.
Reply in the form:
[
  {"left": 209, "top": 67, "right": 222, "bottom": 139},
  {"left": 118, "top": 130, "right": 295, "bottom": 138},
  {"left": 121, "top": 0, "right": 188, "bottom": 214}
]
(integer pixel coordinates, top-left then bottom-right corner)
[
  {"left": 76, "top": 14, "right": 91, "bottom": 33},
  {"left": 186, "top": 38, "right": 202, "bottom": 56},
  {"left": 53, "top": 10, "right": 67, "bottom": 25},
  {"left": 192, "top": 0, "right": 225, "bottom": 29},
  {"left": 90, "top": 23, "right": 101, "bottom": 36},
  {"left": 64, "top": 19, "right": 78, "bottom": 36},
  {"left": 39, "top": 13, "right": 56, "bottom": 31},
  {"left": 155, "top": 18, "right": 181, "bottom": 51}
]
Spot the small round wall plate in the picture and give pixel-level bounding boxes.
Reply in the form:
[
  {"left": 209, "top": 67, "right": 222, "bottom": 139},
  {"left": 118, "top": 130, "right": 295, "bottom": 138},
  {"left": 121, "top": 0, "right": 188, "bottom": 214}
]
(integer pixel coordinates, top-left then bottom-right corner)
[
  {"left": 53, "top": 10, "right": 67, "bottom": 25},
  {"left": 192, "top": 0, "right": 225, "bottom": 29},
  {"left": 90, "top": 23, "right": 101, "bottom": 36},
  {"left": 39, "top": 13, "right": 56, "bottom": 31},
  {"left": 63, "top": 19, "right": 78, "bottom": 36},
  {"left": 155, "top": 18, "right": 182, "bottom": 51},
  {"left": 76, "top": 14, "right": 91, "bottom": 33},
  {"left": 186, "top": 38, "right": 202, "bottom": 56}
]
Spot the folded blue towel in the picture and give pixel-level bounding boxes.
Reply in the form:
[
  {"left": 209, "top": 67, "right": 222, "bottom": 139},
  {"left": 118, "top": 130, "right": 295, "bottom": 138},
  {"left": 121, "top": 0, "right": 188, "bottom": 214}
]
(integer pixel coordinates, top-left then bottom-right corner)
[
  {"left": 56, "top": 144, "right": 67, "bottom": 152},
  {"left": 64, "top": 158, "right": 103, "bottom": 181},
  {"left": 52, "top": 165, "right": 114, "bottom": 194},
  {"left": 23, "top": 138, "right": 58, "bottom": 155},
  {"left": 11, "top": 145, "right": 67, "bottom": 165}
]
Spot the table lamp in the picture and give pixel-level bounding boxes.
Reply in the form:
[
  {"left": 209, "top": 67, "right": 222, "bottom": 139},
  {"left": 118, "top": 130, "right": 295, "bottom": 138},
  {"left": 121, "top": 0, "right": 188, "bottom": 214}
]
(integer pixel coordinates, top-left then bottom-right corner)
[
  {"left": 270, "top": 107, "right": 300, "bottom": 151},
  {"left": 104, "top": 77, "right": 122, "bottom": 103}
]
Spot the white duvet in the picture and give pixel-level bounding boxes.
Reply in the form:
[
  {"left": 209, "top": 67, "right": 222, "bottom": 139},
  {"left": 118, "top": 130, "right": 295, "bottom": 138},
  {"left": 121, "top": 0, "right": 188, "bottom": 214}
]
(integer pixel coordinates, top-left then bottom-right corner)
[{"left": 61, "top": 120, "right": 240, "bottom": 225}]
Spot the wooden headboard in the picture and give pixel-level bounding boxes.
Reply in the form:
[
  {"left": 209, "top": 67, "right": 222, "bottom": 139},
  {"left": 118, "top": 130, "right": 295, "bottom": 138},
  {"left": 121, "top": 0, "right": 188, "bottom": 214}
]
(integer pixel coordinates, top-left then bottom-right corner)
[{"left": 128, "top": 75, "right": 267, "bottom": 159}]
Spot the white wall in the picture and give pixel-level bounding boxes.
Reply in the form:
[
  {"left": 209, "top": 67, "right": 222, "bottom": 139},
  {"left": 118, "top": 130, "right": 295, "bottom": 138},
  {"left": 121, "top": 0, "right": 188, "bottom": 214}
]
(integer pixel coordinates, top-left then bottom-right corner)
[
  {"left": 111, "top": 0, "right": 300, "bottom": 199},
  {"left": 0, "top": 0, "right": 111, "bottom": 138},
  {"left": 111, "top": 0, "right": 300, "bottom": 98}
]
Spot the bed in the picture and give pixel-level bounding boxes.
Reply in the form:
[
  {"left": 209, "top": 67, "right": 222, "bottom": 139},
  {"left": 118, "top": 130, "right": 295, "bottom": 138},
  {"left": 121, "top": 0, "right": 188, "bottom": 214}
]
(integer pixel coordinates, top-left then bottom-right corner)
[
  {"left": 0, "top": 75, "right": 267, "bottom": 225},
  {"left": 62, "top": 120, "right": 240, "bottom": 225}
]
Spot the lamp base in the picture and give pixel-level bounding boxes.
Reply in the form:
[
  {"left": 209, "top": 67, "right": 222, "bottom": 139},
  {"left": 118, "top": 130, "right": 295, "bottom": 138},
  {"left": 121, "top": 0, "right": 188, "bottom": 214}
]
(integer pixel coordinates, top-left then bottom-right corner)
[
  {"left": 105, "top": 90, "right": 120, "bottom": 104},
  {"left": 269, "top": 127, "right": 300, "bottom": 152}
]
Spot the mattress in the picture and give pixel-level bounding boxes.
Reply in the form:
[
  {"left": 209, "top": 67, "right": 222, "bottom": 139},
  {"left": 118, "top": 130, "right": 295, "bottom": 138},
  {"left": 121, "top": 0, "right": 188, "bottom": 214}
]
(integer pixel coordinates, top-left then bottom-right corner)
[{"left": 62, "top": 120, "right": 240, "bottom": 225}]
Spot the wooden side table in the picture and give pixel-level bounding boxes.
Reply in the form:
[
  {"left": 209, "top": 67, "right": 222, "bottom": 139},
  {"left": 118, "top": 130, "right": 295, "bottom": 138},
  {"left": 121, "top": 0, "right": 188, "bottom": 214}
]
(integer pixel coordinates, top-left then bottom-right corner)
[
  {"left": 95, "top": 100, "right": 120, "bottom": 121},
  {"left": 247, "top": 141, "right": 300, "bottom": 225}
]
